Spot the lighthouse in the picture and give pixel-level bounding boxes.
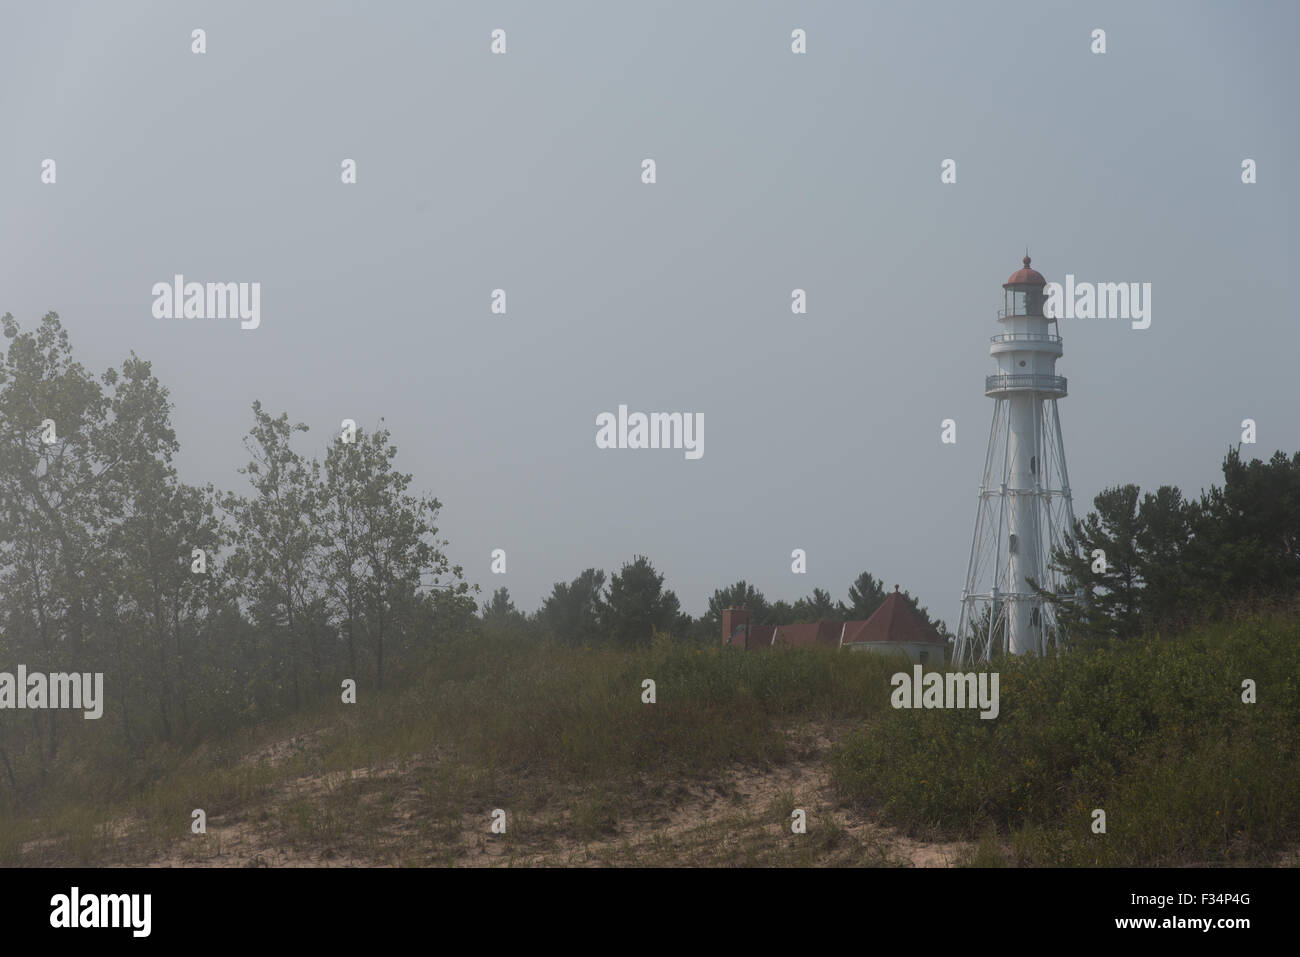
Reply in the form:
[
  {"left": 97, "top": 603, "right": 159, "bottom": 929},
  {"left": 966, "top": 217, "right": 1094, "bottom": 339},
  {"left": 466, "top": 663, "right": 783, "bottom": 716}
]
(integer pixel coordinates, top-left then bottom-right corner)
[{"left": 953, "top": 256, "right": 1079, "bottom": 666}]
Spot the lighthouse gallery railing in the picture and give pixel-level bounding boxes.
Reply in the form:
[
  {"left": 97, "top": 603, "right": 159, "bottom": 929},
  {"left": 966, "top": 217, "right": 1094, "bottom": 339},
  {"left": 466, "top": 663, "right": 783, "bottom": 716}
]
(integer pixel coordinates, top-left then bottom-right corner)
[
  {"left": 990, "top": 333, "right": 1062, "bottom": 344},
  {"left": 984, "top": 373, "right": 1068, "bottom": 396}
]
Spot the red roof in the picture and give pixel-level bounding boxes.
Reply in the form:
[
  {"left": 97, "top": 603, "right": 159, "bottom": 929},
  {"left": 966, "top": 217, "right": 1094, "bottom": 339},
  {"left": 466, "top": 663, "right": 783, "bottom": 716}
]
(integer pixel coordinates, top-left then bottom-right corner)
[
  {"left": 770, "top": 620, "right": 847, "bottom": 649},
  {"left": 840, "top": 620, "right": 873, "bottom": 644},
  {"left": 1004, "top": 255, "right": 1046, "bottom": 287},
  {"left": 847, "top": 588, "right": 945, "bottom": 645},
  {"left": 726, "top": 590, "right": 945, "bottom": 650}
]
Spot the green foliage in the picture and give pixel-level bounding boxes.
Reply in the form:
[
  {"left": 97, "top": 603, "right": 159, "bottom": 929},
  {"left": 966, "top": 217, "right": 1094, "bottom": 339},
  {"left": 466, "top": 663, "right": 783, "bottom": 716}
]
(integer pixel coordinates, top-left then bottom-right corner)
[
  {"left": 602, "top": 555, "right": 682, "bottom": 647},
  {"left": 482, "top": 586, "right": 524, "bottom": 627},
  {"left": 0, "top": 313, "right": 473, "bottom": 798},
  {"left": 385, "top": 629, "right": 901, "bottom": 783},
  {"left": 3, "top": 606, "right": 1296, "bottom": 866},
  {"left": 1191, "top": 448, "right": 1300, "bottom": 611},
  {"left": 699, "top": 580, "right": 770, "bottom": 635},
  {"left": 832, "top": 615, "right": 1300, "bottom": 864},
  {"left": 535, "top": 558, "right": 689, "bottom": 647},
  {"left": 1043, "top": 483, "right": 1147, "bottom": 641},
  {"left": 765, "top": 600, "right": 797, "bottom": 626},
  {"left": 699, "top": 572, "right": 947, "bottom": 637},
  {"left": 537, "top": 568, "right": 606, "bottom": 645},
  {"left": 4, "top": 310, "right": 1299, "bottom": 868},
  {"left": 846, "top": 572, "right": 889, "bottom": 618},
  {"left": 1042, "top": 449, "right": 1300, "bottom": 642},
  {"left": 221, "top": 402, "right": 321, "bottom": 710},
  {"left": 792, "top": 587, "right": 844, "bottom": 621},
  {"left": 319, "top": 421, "right": 464, "bottom": 689}
]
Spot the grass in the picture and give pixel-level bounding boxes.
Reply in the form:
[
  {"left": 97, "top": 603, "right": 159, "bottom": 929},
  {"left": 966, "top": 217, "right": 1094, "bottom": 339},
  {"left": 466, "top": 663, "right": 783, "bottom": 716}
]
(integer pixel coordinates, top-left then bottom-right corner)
[{"left": 0, "top": 617, "right": 1295, "bottom": 866}]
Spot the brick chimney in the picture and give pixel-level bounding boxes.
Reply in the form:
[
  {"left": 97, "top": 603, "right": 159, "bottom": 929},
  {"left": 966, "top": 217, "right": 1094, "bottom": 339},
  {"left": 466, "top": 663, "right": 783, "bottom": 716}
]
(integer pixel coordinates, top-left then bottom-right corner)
[{"left": 721, "top": 606, "right": 752, "bottom": 648}]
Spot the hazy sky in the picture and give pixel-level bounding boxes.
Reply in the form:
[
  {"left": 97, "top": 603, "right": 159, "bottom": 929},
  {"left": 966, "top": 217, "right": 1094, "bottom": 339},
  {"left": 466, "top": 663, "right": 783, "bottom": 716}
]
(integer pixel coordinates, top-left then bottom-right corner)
[{"left": 3, "top": 1, "right": 1296, "bottom": 630}]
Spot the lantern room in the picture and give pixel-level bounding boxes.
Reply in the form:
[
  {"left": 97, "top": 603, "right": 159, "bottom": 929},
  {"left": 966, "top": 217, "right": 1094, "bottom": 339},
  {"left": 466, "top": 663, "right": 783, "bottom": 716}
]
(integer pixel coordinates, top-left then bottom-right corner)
[{"left": 1002, "top": 255, "right": 1047, "bottom": 318}]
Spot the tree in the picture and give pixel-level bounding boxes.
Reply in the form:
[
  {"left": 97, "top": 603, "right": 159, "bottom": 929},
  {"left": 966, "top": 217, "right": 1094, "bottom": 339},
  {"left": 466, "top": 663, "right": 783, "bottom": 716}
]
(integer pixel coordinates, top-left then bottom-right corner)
[
  {"left": 792, "top": 587, "right": 843, "bottom": 622},
  {"left": 422, "top": 584, "right": 480, "bottom": 640},
  {"left": 320, "top": 422, "right": 458, "bottom": 690},
  {"left": 482, "top": 586, "right": 525, "bottom": 628},
  {"left": 765, "top": 599, "right": 797, "bottom": 625},
  {"left": 601, "top": 556, "right": 682, "bottom": 646},
  {"left": 1034, "top": 486, "right": 1190, "bottom": 642},
  {"left": 1135, "top": 485, "right": 1195, "bottom": 631},
  {"left": 0, "top": 313, "right": 109, "bottom": 673},
  {"left": 846, "top": 571, "right": 889, "bottom": 619},
  {"left": 0, "top": 311, "right": 482, "bottom": 775},
  {"left": 539, "top": 568, "right": 606, "bottom": 644},
  {"left": 898, "top": 587, "right": 952, "bottom": 640},
  {"left": 321, "top": 431, "right": 366, "bottom": 679},
  {"left": 700, "top": 580, "right": 769, "bottom": 636},
  {"left": 222, "top": 402, "right": 322, "bottom": 710},
  {"left": 1040, "top": 484, "right": 1148, "bottom": 642},
  {"left": 109, "top": 455, "right": 229, "bottom": 742},
  {"left": 0, "top": 315, "right": 180, "bottom": 754},
  {"left": 1192, "top": 448, "right": 1300, "bottom": 612}
]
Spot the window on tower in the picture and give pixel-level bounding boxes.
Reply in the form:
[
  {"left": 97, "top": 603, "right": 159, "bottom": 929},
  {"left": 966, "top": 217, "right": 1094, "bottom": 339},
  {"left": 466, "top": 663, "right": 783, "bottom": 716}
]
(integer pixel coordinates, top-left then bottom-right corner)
[{"left": 1027, "top": 288, "right": 1044, "bottom": 315}]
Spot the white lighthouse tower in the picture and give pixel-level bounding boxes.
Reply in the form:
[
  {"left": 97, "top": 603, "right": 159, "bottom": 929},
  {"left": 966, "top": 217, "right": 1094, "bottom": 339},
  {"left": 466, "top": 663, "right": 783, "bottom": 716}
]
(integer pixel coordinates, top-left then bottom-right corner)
[{"left": 953, "top": 256, "right": 1079, "bottom": 666}]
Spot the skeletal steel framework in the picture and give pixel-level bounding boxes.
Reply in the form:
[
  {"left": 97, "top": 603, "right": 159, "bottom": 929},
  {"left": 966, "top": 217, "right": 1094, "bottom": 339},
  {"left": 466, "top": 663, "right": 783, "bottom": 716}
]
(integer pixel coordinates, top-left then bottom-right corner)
[{"left": 953, "top": 258, "right": 1080, "bottom": 667}]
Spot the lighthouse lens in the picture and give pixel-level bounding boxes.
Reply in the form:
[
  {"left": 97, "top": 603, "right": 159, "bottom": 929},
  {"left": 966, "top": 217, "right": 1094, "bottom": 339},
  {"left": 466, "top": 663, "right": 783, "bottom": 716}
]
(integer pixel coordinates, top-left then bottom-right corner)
[{"left": 1006, "top": 289, "right": 1045, "bottom": 317}]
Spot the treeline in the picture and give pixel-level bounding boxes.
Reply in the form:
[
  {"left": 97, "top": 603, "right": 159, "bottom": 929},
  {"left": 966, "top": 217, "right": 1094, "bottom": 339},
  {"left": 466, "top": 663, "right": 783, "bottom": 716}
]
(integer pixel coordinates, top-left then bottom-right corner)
[
  {"left": 699, "top": 573, "right": 947, "bottom": 636},
  {"left": 0, "top": 313, "right": 475, "bottom": 779},
  {"left": 482, "top": 568, "right": 949, "bottom": 645},
  {"left": 0, "top": 311, "right": 947, "bottom": 786},
  {"left": 1039, "top": 447, "right": 1300, "bottom": 641}
]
